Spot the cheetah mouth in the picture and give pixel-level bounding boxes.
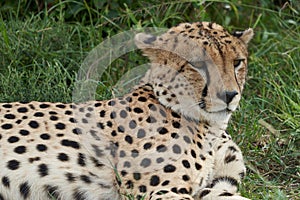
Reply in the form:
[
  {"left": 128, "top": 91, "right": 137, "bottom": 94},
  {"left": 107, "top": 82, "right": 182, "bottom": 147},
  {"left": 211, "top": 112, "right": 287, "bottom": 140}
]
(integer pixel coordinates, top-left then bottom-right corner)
[
  {"left": 200, "top": 103, "right": 235, "bottom": 114},
  {"left": 208, "top": 108, "right": 233, "bottom": 114},
  {"left": 198, "top": 92, "right": 236, "bottom": 113},
  {"left": 198, "top": 98, "right": 238, "bottom": 113}
]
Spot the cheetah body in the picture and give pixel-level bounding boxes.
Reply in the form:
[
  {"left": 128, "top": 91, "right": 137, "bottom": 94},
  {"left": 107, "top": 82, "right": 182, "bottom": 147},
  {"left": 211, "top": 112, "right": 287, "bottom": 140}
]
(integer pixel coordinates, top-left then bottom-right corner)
[{"left": 0, "top": 22, "right": 253, "bottom": 200}]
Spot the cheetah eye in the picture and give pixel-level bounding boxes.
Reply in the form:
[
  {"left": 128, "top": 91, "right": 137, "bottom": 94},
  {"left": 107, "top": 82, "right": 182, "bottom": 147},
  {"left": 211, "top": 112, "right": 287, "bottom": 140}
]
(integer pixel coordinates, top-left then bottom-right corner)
[{"left": 233, "top": 59, "right": 245, "bottom": 68}]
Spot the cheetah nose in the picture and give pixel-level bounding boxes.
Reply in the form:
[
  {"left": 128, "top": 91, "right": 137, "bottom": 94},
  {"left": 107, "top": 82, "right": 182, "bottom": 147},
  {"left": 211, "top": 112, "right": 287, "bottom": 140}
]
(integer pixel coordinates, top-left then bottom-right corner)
[{"left": 225, "top": 91, "right": 238, "bottom": 104}]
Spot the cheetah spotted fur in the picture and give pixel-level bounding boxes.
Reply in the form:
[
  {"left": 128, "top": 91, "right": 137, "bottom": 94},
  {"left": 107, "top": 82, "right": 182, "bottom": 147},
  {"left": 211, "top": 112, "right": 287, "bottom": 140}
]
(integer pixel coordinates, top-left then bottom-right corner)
[{"left": 0, "top": 22, "right": 253, "bottom": 200}]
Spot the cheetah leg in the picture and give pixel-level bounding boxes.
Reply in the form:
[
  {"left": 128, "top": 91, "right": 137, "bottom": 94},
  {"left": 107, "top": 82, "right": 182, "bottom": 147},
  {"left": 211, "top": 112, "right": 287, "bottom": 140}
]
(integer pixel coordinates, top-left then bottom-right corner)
[
  {"left": 195, "top": 140, "right": 251, "bottom": 200},
  {"left": 149, "top": 190, "right": 194, "bottom": 200}
]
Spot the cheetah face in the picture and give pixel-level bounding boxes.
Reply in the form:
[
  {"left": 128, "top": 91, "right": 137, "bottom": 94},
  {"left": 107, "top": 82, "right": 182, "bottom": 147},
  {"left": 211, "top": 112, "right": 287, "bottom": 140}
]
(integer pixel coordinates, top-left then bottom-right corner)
[{"left": 135, "top": 22, "right": 253, "bottom": 127}]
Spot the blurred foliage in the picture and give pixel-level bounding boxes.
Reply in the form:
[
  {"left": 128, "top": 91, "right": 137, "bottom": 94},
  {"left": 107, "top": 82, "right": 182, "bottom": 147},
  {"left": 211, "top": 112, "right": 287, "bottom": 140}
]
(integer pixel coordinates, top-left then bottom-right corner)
[{"left": 0, "top": 0, "right": 300, "bottom": 29}]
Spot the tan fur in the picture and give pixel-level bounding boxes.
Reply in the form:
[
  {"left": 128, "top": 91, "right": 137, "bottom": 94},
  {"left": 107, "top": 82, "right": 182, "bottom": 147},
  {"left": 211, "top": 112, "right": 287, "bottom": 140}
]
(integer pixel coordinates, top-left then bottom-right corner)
[{"left": 0, "top": 22, "right": 253, "bottom": 200}]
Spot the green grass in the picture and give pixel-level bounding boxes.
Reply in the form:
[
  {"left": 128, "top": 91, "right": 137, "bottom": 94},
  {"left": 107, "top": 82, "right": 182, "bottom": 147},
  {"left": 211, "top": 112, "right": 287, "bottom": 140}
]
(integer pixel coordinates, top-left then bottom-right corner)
[{"left": 0, "top": 1, "right": 299, "bottom": 199}]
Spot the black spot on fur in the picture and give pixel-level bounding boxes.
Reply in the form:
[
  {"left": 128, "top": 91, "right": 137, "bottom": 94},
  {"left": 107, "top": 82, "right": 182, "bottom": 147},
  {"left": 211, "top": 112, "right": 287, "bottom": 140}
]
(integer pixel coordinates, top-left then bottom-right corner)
[
  {"left": 178, "top": 188, "right": 189, "bottom": 194},
  {"left": 219, "top": 192, "right": 233, "bottom": 196},
  {"left": 94, "top": 102, "right": 102, "bottom": 107},
  {"left": 80, "top": 175, "right": 92, "bottom": 184},
  {"left": 199, "top": 189, "right": 211, "bottom": 198},
  {"left": 39, "top": 104, "right": 50, "bottom": 108},
  {"left": 131, "top": 149, "right": 139, "bottom": 158},
  {"left": 2, "top": 176, "right": 10, "bottom": 188},
  {"left": 106, "top": 121, "right": 113, "bottom": 127},
  {"left": 139, "top": 185, "right": 147, "bottom": 193},
  {"left": 28, "top": 157, "right": 40, "bottom": 163},
  {"left": 156, "top": 144, "right": 167, "bottom": 152},
  {"left": 182, "top": 175, "right": 190, "bottom": 181},
  {"left": 55, "top": 123, "right": 65, "bottom": 130},
  {"left": 57, "top": 153, "right": 69, "bottom": 161},
  {"left": 34, "top": 112, "right": 44, "bottom": 117},
  {"left": 14, "top": 146, "right": 26, "bottom": 154},
  {"left": 125, "top": 180, "right": 133, "bottom": 189},
  {"left": 211, "top": 177, "right": 238, "bottom": 188},
  {"left": 77, "top": 153, "right": 86, "bottom": 166},
  {"left": 150, "top": 175, "right": 160, "bottom": 186},
  {"left": 138, "top": 96, "right": 147, "bottom": 102},
  {"left": 172, "top": 144, "right": 181, "bottom": 154},
  {"left": 224, "top": 154, "right": 236, "bottom": 163},
  {"left": 143, "top": 143, "right": 152, "bottom": 150},
  {"left": 4, "top": 114, "right": 15, "bottom": 119},
  {"left": 156, "top": 157, "right": 164, "bottom": 163},
  {"left": 111, "top": 130, "right": 117, "bottom": 137},
  {"left": 133, "top": 173, "right": 141, "bottom": 180},
  {"left": 19, "top": 182, "right": 30, "bottom": 199},
  {"left": 197, "top": 142, "right": 203, "bottom": 149},
  {"left": 129, "top": 120, "right": 137, "bottom": 129},
  {"left": 172, "top": 121, "right": 181, "bottom": 128},
  {"left": 146, "top": 116, "right": 157, "bottom": 123},
  {"left": 56, "top": 104, "right": 66, "bottom": 108},
  {"left": 100, "top": 110, "right": 106, "bottom": 117},
  {"left": 61, "top": 139, "right": 80, "bottom": 149},
  {"left": 65, "top": 173, "right": 76, "bottom": 182},
  {"left": 17, "top": 107, "right": 28, "bottom": 113},
  {"left": 183, "top": 136, "right": 191, "bottom": 144},
  {"left": 120, "top": 110, "right": 127, "bottom": 118},
  {"left": 44, "top": 185, "right": 60, "bottom": 199},
  {"left": 91, "top": 145, "right": 104, "bottom": 157},
  {"left": 137, "top": 129, "right": 146, "bottom": 138},
  {"left": 195, "top": 162, "right": 202, "bottom": 170},
  {"left": 40, "top": 134, "right": 50, "bottom": 140},
  {"left": 107, "top": 100, "right": 116, "bottom": 106},
  {"left": 28, "top": 121, "right": 39, "bottom": 128},
  {"left": 171, "top": 133, "right": 179, "bottom": 139},
  {"left": 19, "top": 129, "right": 29, "bottom": 136},
  {"left": 110, "top": 111, "right": 116, "bottom": 119},
  {"left": 158, "top": 127, "right": 168, "bottom": 135},
  {"left": 140, "top": 158, "right": 151, "bottom": 167},
  {"left": 73, "top": 189, "right": 85, "bottom": 200},
  {"left": 7, "top": 160, "right": 20, "bottom": 170},
  {"left": 117, "top": 126, "right": 125, "bottom": 133},
  {"left": 125, "top": 135, "right": 133, "bottom": 144},
  {"left": 1, "top": 123, "right": 12, "bottom": 129},
  {"left": 126, "top": 96, "right": 132, "bottom": 102},
  {"left": 72, "top": 128, "right": 82, "bottom": 135},
  {"left": 133, "top": 107, "right": 143, "bottom": 113},
  {"left": 36, "top": 144, "right": 47, "bottom": 152},
  {"left": 182, "top": 160, "right": 190, "bottom": 168},
  {"left": 163, "top": 164, "right": 176, "bottom": 173},
  {"left": 229, "top": 146, "right": 238, "bottom": 152},
  {"left": 121, "top": 170, "right": 127, "bottom": 177},
  {"left": 171, "top": 111, "right": 180, "bottom": 118},
  {"left": 171, "top": 187, "right": 177, "bottom": 193},
  {"left": 38, "top": 163, "right": 49, "bottom": 177},
  {"left": 2, "top": 104, "right": 12, "bottom": 108}
]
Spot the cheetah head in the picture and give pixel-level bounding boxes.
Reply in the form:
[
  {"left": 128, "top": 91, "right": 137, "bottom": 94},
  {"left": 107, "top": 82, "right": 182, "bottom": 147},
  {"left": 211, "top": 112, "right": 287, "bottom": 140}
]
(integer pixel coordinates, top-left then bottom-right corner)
[{"left": 135, "top": 22, "right": 253, "bottom": 128}]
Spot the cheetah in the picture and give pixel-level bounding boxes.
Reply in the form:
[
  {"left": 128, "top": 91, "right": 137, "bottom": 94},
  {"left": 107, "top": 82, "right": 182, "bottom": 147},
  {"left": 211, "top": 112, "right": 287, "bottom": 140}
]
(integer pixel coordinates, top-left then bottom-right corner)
[{"left": 0, "top": 22, "right": 253, "bottom": 200}]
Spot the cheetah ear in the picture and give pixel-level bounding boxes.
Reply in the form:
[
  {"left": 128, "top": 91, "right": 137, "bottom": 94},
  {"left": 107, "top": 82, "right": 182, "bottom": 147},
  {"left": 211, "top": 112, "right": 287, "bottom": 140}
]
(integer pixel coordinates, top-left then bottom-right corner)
[
  {"left": 134, "top": 33, "right": 161, "bottom": 61},
  {"left": 233, "top": 28, "right": 254, "bottom": 44},
  {"left": 134, "top": 33, "right": 157, "bottom": 49}
]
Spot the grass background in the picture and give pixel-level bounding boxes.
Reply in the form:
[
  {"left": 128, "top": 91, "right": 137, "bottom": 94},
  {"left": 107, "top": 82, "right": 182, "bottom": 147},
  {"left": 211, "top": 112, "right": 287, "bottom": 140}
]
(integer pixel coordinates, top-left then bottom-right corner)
[{"left": 0, "top": 0, "right": 299, "bottom": 199}]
